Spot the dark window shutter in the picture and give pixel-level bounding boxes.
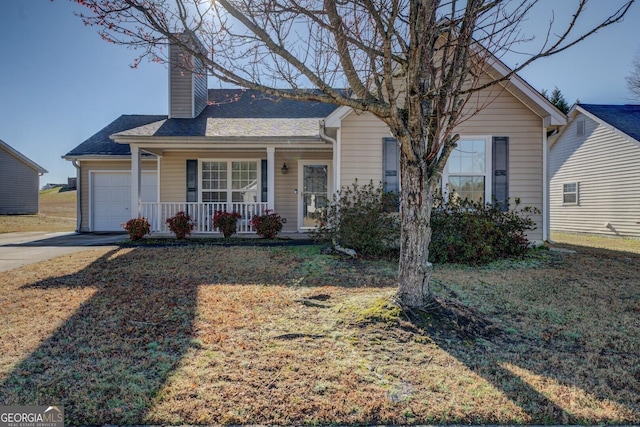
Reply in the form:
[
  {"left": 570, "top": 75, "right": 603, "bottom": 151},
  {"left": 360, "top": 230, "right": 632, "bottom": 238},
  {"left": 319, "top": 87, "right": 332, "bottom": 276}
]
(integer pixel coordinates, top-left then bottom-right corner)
[
  {"left": 186, "top": 159, "right": 198, "bottom": 202},
  {"left": 492, "top": 136, "right": 509, "bottom": 210},
  {"left": 261, "top": 159, "right": 268, "bottom": 203}
]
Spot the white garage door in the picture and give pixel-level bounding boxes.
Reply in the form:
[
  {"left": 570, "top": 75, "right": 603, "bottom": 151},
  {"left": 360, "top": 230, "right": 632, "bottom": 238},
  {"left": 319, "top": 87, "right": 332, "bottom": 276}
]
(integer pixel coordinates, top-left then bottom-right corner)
[{"left": 92, "top": 172, "right": 157, "bottom": 231}]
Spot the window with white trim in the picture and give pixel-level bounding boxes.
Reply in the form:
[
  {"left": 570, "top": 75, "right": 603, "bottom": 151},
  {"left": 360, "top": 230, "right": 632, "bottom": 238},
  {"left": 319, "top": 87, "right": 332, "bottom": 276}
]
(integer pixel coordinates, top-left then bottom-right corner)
[
  {"left": 563, "top": 182, "right": 579, "bottom": 205},
  {"left": 443, "top": 138, "right": 492, "bottom": 203},
  {"left": 201, "top": 160, "right": 260, "bottom": 203}
]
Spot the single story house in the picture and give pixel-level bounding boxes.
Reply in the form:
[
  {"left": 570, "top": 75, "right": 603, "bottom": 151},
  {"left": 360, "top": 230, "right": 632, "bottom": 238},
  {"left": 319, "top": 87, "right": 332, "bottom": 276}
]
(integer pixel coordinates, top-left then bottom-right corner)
[
  {"left": 0, "top": 139, "right": 47, "bottom": 215},
  {"left": 64, "top": 40, "right": 565, "bottom": 243},
  {"left": 550, "top": 104, "right": 640, "bottom": 238}
]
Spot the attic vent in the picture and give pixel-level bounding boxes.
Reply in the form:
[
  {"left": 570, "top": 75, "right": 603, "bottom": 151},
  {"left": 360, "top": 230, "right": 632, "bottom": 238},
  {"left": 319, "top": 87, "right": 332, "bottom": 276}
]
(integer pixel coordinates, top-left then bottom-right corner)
[{"left": 576, "top": 119, "right": 585, "bottom": 136}]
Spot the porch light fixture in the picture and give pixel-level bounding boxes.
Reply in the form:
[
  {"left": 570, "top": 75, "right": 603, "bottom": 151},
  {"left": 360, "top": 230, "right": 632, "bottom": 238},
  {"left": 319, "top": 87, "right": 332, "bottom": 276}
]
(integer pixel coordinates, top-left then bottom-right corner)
[{"left": 281, "top": 163, "right": 289, "bottom": 174}]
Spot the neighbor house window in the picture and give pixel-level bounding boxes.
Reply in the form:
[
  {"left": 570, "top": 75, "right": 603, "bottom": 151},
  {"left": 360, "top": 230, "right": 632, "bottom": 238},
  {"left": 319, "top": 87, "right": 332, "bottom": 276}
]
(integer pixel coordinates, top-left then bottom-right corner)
[
  {"left": 201, "top": 160, "right": 259, "bottom": 204},
  {"left": 576, "top": 119, "right": 585, "bottom": 136},
  {"left": 563, "top": 182, "right": 579, "bottom": 205},
  {"left": 443, "top": 138, "right": 491, "bottom": 203}
]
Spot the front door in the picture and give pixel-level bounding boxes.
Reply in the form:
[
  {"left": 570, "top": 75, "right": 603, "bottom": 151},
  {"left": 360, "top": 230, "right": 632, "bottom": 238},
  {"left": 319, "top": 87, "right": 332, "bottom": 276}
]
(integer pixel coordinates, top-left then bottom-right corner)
[{"left": 298, "top": 161, "right": 330, "bottom": 230}]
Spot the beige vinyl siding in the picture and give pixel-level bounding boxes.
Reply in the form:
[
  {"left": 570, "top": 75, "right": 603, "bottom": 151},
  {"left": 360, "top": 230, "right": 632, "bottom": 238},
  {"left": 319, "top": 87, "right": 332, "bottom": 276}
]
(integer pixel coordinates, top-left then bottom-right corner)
[
  {"left": 0, "top": 149, "right": 41, "bottom": 214},
  {"left": 77, "top": 159, "right": 157, "bottom": 232},
  {"left": 550, "top": 113, "right": 640, "bottom": 238},
  {"left": 160, "top": 150, "right": 331, "bottom": 232},
  {"left": 340, "top": 112, "right": 391, "bottom": 185},
  {"left": 339, "top": 85, "right": 544, "bottom": 241}
]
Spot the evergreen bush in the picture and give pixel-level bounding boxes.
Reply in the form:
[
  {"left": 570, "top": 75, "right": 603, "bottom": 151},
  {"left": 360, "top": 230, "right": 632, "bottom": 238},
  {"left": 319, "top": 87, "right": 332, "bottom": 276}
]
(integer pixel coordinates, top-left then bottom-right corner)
[
  {"left": 311, "top": 180, "right": 400, "bottom": 257},
  {"left": 428, "top": 193, "right": 539, "bottom": 265}
]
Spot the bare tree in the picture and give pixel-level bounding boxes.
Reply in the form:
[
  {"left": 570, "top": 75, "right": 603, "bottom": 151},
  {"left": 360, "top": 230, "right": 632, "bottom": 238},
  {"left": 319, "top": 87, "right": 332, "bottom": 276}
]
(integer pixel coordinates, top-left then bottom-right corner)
[
  {"left": 75, "top": 0, "right": 634, "bottom": 308},
  {"left": 627, "top": 51, "right": 640, "bottom": 99}
]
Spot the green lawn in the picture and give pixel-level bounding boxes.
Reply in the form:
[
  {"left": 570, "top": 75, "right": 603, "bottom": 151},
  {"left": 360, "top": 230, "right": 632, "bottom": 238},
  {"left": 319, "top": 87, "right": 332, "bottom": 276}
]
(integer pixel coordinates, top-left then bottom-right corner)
[{"left": 552, "top": 230, "right": 640, "bottom": 254}]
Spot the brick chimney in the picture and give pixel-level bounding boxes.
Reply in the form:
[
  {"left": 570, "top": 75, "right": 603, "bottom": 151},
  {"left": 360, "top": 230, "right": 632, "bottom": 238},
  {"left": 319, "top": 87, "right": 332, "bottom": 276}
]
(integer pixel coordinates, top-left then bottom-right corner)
[{"left": 168, "top": 33, "right": 208, "bottom": 119}]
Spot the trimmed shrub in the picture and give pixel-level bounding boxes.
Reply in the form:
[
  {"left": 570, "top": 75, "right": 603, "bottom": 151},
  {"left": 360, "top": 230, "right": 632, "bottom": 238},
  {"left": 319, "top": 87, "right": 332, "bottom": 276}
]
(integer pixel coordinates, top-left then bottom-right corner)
[
  {"left": 428, "top": 193, "right": 539, "bottom": 265},
  {"left": 311, "top": 180, "right": 400, "bottom": 257},
  {"left": 213, "top": 211, "right": 241, "bottom": 238},
  {"left": 166, "top": 211, "right": 194, "bottom": 239},
  {"left": 251, "top": 209, "right": 284, "bottom": 239},
  {"left": 122, "top": 217, "right": 151, "bottom": 241}
]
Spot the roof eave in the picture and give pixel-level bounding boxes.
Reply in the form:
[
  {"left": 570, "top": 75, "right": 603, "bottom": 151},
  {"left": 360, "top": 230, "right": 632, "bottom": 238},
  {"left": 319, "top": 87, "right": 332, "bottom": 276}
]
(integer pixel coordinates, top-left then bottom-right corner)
[
  {"left": 324, "top": 105, "right": 354, "bottom": 128},
  {"left": 0, "top": 139, "right": 48, "bottom": 174},
  {"left": 111, "top": 135, "right": 324, "bottom": 145},
  {"left": 63, "top": 154, "right": 132, "bottom": 161},
  {"left": 574, "top": 105, "right": 640, "bottom": 148},
  {"left": 484, "top": 54, "right": 567, "bottom": 127}
]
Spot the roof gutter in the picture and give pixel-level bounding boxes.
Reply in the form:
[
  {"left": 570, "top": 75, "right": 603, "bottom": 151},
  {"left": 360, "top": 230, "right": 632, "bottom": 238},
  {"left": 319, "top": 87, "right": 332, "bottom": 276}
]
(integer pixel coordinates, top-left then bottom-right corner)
[
  {"left": 319, "top": 120, "right": 340, "bottom": 193},
  {"left": 319, "top": 120, "right": 336, "bottom": 145}
]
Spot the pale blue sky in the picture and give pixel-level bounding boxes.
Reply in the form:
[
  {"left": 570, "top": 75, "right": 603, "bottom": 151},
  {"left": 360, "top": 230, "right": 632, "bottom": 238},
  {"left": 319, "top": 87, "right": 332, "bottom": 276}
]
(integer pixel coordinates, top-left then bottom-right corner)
[{"left": 0, "top": 0, "right": 638, "bottom": 184}]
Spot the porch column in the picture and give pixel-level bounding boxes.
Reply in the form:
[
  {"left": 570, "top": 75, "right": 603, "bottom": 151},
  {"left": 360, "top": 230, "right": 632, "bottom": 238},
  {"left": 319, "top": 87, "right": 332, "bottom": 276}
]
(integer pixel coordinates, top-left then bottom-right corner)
[
  {"left": 267, "top": 147, "right": 275, "bottom": 210},
  {"left": 131, "top": 145, "right": 141, "bottom": 218}
]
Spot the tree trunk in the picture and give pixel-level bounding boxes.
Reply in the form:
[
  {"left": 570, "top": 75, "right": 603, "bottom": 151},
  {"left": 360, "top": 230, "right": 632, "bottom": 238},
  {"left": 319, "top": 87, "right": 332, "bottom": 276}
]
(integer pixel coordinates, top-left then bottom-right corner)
[{"left": 396, "top": 158, "right": 438, "bottom": 308}]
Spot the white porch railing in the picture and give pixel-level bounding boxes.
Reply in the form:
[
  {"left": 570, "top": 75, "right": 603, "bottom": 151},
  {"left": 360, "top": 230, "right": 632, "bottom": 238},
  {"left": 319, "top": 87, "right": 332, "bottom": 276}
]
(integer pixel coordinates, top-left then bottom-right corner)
[{"left": 140, "top": 202, "right": 269, "bottom": 234}]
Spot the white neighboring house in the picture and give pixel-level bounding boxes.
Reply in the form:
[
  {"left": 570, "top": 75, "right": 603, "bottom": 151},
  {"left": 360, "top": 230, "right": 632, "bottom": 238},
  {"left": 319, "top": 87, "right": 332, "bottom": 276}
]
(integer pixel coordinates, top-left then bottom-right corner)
[
  {"left": 0, "top": 139, "right": 47, "bottom": 214},
  {"left": 550, "top": 104, "right": 640, "bottom": 238}
]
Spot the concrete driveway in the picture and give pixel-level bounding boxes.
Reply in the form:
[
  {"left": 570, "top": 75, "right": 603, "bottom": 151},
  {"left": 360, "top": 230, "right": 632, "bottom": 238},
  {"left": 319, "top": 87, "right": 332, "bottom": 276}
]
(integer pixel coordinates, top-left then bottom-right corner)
[{"left": 0, "top": 232, "right": 126, "bottom": 273}]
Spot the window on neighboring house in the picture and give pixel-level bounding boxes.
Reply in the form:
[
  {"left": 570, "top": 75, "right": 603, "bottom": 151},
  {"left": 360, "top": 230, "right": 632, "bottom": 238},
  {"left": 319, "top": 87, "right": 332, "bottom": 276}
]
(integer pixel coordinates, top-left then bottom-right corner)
[
  {"left": 576, "top": 119, "right": 585, "bottom": 136},
  {"left": 563, "top": 182, "right": 579, "bottom": 204},
  {"left": 443, "top": 138, "right": 491, "bottom": 204},
  {"left": 201, "top": 160, "right": 259, "bottom": 204}
]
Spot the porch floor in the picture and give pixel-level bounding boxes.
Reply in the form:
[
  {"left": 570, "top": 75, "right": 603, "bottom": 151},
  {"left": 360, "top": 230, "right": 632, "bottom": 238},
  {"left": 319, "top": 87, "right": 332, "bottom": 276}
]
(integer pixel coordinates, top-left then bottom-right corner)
[{"left": 145, "top": 231, "right": 314, "bottom": 241}]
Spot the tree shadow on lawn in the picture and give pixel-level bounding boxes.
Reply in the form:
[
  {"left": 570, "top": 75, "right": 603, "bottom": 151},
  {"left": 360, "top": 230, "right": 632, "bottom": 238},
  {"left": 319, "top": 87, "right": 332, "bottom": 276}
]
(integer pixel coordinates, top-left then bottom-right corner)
[
  {"left": 0, "top": 247, "right": 202, "bottom": 424},
  {"left": 413, "top": 271, "right": 639, "bottom": 423},
  {"left": 0, "top": 245, "right": 333, "bottom": 424},
  {"left": 0, "top": 250, "right": 201, "bottom": 424}
]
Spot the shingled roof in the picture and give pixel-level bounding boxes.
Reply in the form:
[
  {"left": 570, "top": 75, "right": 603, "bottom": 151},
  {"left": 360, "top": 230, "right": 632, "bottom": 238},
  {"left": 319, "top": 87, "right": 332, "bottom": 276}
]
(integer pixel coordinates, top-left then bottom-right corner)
[
  {"left": 65, "top": 89, "right": 342, "bottom": 157},
  {"left": 206, "top": 89, "right": 342, "bottom": 118},
  {"left": 64, "top": 115, "right": 167, "bottom": 157},
  {"left": 579, "top": 104, "right": 640, "bottom": 144}
]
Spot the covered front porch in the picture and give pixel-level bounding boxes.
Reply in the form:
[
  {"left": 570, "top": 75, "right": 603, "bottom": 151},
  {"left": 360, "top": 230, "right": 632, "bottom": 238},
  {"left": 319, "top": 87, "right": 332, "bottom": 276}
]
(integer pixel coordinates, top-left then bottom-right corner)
[
  {"left": 141, "top": 201, "right": 269, "bottom": 234},
  {"left": 128, "top": 144, "right": 335, "bottom": 235}
]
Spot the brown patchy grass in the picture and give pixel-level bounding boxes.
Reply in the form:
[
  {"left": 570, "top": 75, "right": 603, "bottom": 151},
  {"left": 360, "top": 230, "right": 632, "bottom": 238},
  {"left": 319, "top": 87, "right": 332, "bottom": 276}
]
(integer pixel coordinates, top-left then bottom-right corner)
[
  {"left": 39, "top": 187, "right": 77, "bottom": 219},
  {"left": 0, "top": 245, "right": 638, "bottom": 425},
  {"left": 0, "top": 188, "right": 76, "bottom": 233}
]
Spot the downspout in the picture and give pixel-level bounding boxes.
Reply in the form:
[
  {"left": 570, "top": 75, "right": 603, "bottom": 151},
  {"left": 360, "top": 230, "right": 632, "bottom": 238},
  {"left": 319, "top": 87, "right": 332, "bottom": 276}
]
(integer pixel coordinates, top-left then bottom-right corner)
[
  {"left": 71, "top": 159, "right": 82, "bottom": 233},
  {"left": 542, "top": 124, "right": 550, "bottom": 243},
  {"left": 319, "top": 120, "right": 338, "bottom": 193}
]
